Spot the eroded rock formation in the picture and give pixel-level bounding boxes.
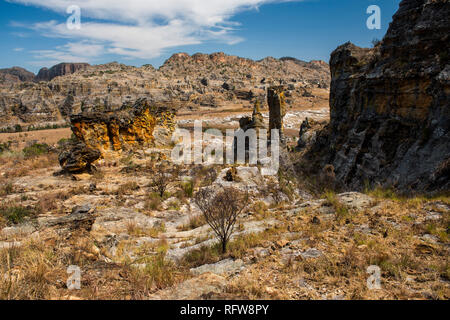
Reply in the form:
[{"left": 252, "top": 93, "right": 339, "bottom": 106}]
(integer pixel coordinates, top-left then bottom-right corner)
[
  {"left": 70, "top": 98, "right": 177, "bottom": 154},
  {"left": 268, "top": 86, "right": 287, "bottom": 143},
  {"left": 310, "top": 0, "right": 449, "bottom": 193}
]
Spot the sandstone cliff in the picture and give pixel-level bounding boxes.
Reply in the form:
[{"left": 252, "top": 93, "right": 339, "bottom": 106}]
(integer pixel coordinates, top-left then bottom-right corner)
[{"left": 307, "top": 0, "right": 449, "bottom": 193}]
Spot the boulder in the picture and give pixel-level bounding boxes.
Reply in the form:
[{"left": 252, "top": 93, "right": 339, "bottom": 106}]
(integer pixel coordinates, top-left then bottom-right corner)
[{"left": 58, "top": 142, "right": 101, "bottom": 173}]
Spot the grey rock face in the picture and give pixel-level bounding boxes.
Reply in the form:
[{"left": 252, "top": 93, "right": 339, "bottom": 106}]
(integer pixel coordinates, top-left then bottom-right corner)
[{"left": 313, "top": 0, "right": 450, "bottom": 194}]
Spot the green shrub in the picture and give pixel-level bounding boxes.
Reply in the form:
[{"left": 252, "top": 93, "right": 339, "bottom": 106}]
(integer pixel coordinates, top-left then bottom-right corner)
[
  {"left": 0, "top": 142, "right": 11, "bottom": 154},
  {"left": 22, "top": 143, "right": 50, "bottom": 158},
  {"left": 324, "top": 190, "right": 350, "bottom": 222},
  {"left": 181, "top": 180, "right": 194, "bottom": 198},
  {"left": 0, "top": 206, "right": 34, "bottom": 225},
  {"left": 143, "top": 246, "right": 177, "bottom": 289},
  {"left": 14, "top": 124, "right": 23, "bottom": 133},
  {"left": 0, "top": 182, "right": 14, "bottom": 196},
  {"left": 145, "top": 192, "right": 163, "bottom": 211}
]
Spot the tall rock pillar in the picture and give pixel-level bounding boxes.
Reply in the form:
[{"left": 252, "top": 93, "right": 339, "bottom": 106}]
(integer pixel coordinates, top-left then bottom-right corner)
[{"left": 267, "top": 86, "right": 287, "bottom": 144}]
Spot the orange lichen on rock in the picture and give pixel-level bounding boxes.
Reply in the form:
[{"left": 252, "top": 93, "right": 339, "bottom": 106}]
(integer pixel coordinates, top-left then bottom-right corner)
[{"left": 70, "top": 98, "right": 176, "bottom": 154}]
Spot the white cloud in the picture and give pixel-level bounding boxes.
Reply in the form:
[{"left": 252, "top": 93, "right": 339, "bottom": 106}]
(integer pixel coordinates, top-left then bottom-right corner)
[
  {"left": 30, "top": 41, "right": 104, "bottom": 67},
  {"left": 9, "top": 0, "right": 299, "bottom": 62}
]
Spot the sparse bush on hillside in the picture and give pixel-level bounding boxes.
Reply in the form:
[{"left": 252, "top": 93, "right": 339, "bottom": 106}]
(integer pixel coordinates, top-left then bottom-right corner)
[
  {"left": 323, "top": 190, "right": 350, "bottom": 222},
  {"left": 22, "top": 143, "right": 50, "bottom": 158},
  {"left": 190, "top": 165, "right": 218, "bottom": 187},
  {"left": 0, "top": 182, "right": 14, "bottom": 197},
  {"left": 194, "top": 187, "right": 248, "bottom": 253},
  {"left": 145, "top": 192, "right": 164, "bottom": 211},
  {"left": 181, "top": 179, "right": 194, "bottom": 198},
  {"left": 0, "top": 142, "right": 11, "bottom": 155},
  {"left": 116, "top": 181, "right": 140, "bottom": 196},
  {"left": 0, "top": 205, "right": 35, "bottom": 225}
]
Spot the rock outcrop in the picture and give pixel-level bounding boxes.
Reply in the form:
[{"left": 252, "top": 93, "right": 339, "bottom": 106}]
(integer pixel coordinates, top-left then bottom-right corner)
[
  {"left": 36, "top": 63, "right": 90, "bottom": 82},
  {"left": 58, "top": 142, "right": 101, "bottom": 173},
  {"left": 311, "top": 0, "right": 450, "bottom": 193},
  {"left": 70, "top": 98, "right": 177, "bottom": 154},
  {"left": 268, "top": 86, "right": 287, "bottom": 143}
]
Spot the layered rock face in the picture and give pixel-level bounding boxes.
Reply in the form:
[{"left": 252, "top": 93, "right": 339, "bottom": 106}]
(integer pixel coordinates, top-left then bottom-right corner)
[
  {"left": 36, "top": 63, "right": 90, "bottom": 82},
  {"left": 325, "top": 0, "right": 449, "bottom": 193},
  {"left": 70, "top": 98, "right": 176, "bottom": 154}
]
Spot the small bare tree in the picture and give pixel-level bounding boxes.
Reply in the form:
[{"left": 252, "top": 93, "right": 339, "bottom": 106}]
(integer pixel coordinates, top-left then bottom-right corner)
[
  {"left": 194, "top": 187, "right": 248, "bottom": 253},
  {"left": 150, "top": 162, "right": 180, "bottom": 198}
]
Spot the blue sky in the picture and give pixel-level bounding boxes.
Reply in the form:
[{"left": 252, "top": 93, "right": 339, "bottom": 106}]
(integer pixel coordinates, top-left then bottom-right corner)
[{"left": 0, "top": 0, "right": 401, "bottom": 73}]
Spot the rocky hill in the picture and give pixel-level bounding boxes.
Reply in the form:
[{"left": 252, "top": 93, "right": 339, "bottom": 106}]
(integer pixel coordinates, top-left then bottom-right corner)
[
  {"left": 0, "top": 53, "right": 330, "bottom": 130},
  {"left": 35, "top": 63, "right": 90, "bottom": 82},
  {"left": 301, "top": 0, "right": 449, "bottom": 194},
  {"left": 0, "top": 67, "right": 36, "bottom": 83}
]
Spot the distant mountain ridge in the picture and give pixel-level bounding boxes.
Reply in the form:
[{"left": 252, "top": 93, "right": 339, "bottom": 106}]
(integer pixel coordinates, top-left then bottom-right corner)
[
  {"left": 0, "top": 67, "right": 36, "bottom": 83},
  {"left": 0, "top": 63, "right": 91, "bottom": 83},
  {"left": 1, "top": 53, "right": 328, "bottom": 84}
]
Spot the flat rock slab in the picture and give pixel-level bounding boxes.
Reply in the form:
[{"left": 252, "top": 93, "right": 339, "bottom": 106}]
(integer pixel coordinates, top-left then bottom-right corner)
[
  {"left": 148, "top": 273, "right": 226, "bottom": 300},
  {"left": 1, "top": 224, "right": 37, "bottom": 239},
  {"left": 190, "top": 258, "right": 245, "bottom": 276},
  {"left": 92, "top": 207, "right": 159, "bottom": 235}
]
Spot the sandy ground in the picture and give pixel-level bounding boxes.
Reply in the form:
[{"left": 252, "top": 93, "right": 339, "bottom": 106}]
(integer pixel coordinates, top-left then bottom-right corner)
[{"left": 0, "top": 128, "right": 72, "bottom": 151}]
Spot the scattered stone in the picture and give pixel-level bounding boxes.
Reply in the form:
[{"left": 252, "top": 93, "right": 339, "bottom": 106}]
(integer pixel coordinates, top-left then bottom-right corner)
[
  {"left": 275, "top": 239, "right": 290, "bottom": 248},
  {"left": 421, "top": 234, "right": 440, "bottom": 244},
  {"left": 71, "top": 204, "right": 94, "bottom": 215},
  {"left": 311, "top": 216, "right": 321, "bottom": 225},
  {"left": 89, "top": 183, "right": 97, "bottom": 192}
]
